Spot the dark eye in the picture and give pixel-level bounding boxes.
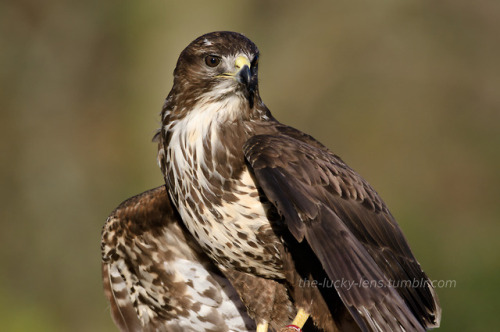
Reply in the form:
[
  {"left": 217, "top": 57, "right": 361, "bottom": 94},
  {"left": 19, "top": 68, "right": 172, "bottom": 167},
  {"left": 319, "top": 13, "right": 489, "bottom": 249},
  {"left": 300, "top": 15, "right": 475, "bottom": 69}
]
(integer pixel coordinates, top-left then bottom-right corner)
[
  {"left": 251, "top": 56, "right": 259, "bottom": 68},
  {"left": 205, "top": 55, "right": 221, "bottom": 67}
]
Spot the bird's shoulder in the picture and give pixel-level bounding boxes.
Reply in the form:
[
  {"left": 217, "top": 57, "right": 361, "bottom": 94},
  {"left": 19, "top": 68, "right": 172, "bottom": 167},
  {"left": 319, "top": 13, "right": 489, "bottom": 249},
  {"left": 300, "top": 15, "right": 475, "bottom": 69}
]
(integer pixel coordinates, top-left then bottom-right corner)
[{"left": 244, "top": 121, "right": 382, "bottom": 212}]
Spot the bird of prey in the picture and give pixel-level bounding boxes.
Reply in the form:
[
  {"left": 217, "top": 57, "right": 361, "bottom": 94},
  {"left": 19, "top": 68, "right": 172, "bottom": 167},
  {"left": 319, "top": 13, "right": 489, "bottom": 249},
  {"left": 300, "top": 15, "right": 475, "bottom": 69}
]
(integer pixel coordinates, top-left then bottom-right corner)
[
  {"left": 101, "top": 185, "right": 297, "bottom": 331},
  {"left": 156, "top": 31, "right": 441, "bottom": 331}
]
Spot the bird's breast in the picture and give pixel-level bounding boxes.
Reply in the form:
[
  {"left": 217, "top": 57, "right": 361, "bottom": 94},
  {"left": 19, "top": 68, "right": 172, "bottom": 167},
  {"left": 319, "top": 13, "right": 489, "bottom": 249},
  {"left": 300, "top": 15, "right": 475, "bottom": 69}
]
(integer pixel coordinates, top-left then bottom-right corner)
[{"left": 164, "top": 111, "right": 284, "bottom": 279}]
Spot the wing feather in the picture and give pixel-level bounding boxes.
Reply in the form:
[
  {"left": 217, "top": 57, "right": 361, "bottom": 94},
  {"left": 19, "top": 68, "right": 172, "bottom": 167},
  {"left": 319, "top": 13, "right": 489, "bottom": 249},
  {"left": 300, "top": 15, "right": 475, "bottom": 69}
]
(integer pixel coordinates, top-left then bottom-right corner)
[
  {"left": 102, "top": 262, "right": 143, "bottom": 332},
  {"left": 101, "top": 186, "right": 256, "bottom": 332},
  {"left": 244, "top": 134, "right": 441, "bottom": 331}
]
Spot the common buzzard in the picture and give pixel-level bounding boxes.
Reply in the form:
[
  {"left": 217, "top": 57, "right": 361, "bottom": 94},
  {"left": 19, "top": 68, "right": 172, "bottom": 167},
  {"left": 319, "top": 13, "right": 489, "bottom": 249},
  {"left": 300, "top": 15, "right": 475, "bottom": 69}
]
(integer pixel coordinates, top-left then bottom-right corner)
[{"left": 156, "top": 31, "right": 441, "bottom": 331}]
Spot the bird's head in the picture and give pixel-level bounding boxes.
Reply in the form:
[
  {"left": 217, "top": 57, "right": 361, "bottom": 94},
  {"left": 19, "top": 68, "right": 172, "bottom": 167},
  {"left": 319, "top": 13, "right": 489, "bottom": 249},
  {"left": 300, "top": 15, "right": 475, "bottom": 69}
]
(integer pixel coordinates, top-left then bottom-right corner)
[{"left": 172, "top": 31, "right": 260, "bottom": 109}]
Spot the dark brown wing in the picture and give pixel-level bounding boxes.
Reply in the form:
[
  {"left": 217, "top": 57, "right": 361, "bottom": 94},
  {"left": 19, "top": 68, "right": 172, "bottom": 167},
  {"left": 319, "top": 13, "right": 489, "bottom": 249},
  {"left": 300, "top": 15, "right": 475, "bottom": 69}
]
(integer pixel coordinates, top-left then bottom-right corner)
[
  {"left": 244, "top": 134, "right": 441, "bottom": 332},
  {"left": 101, "top": 186, "right": 257, "bottom": 332}
]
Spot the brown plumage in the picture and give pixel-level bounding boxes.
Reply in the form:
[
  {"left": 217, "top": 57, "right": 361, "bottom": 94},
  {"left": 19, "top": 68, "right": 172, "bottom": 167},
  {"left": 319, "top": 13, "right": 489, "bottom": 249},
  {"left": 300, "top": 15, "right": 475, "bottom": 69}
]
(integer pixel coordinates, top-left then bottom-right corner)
[
  {"left": 101, "top": 186, "right": 295, "bottom": 331},
  {"left": 157, "top": 31, "right": 441, "bottom": 331}
]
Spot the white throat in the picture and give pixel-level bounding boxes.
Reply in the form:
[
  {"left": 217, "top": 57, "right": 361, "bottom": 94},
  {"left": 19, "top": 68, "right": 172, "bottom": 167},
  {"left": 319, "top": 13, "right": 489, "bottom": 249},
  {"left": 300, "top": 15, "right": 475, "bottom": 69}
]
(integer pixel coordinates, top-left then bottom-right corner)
[{"left": 163, "top": 93, "right": 246, "bottom": 195}]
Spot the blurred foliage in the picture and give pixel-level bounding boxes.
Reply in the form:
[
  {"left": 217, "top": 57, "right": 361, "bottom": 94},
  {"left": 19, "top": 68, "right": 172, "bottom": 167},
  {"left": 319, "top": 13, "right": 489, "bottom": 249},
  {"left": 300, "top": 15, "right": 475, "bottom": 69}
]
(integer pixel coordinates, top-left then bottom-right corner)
[{"left": 1, "top": 0, "right": 499, "bottom": 331}]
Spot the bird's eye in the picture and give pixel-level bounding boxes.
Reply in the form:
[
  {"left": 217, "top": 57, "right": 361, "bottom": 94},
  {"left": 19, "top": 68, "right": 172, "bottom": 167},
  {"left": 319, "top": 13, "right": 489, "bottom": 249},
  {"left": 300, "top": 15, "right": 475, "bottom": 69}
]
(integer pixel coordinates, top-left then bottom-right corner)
[
  {"left": 251, "top": 56, "right": 259, "bottom": 68},
  {"left": 205, "top": 55, "right": 221, "bottom": 67}
]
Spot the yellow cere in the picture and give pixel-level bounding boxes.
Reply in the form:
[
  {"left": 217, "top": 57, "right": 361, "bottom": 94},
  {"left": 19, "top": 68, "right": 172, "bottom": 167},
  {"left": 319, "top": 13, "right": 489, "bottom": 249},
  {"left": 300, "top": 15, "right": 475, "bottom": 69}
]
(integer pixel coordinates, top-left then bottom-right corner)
[{"left": 235, "top": 55, "right": 250, "bottom": 69}]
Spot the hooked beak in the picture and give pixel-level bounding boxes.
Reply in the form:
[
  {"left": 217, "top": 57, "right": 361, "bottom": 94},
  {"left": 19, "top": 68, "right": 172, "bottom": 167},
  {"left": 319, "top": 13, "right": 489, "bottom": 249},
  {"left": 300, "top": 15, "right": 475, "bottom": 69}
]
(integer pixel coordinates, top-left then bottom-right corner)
[
  {"left": 235, "top": 56, "right": 251, "bottom": 87},
  {"left": 217, "top": 55, "right": 252, "bottom": 88},
  {"left": 216, "top": 55, "right": 256, "bottom": 107}
]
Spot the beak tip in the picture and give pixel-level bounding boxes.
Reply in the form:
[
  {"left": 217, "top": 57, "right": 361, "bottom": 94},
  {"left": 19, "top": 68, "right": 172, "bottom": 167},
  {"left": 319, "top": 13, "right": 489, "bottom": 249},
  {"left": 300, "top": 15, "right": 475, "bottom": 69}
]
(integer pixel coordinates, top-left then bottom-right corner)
[{"left": 237, "top": 65, "right": 251, "bottom": 86}]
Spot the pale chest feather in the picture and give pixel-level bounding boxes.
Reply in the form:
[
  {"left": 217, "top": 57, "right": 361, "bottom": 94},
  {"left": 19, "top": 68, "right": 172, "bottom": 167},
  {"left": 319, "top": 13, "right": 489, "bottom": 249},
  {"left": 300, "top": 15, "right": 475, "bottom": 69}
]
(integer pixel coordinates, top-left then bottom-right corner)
[{"left": 163, "top": 100, "right": 284, "bottom": 278}]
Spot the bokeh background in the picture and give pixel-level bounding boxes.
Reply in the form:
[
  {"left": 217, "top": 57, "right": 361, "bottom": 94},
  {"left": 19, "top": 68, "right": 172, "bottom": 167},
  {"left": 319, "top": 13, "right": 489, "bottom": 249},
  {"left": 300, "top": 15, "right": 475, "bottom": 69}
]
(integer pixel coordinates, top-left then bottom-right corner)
[{"left": 1, "top": 0, "right": 499, "bottom": 331}]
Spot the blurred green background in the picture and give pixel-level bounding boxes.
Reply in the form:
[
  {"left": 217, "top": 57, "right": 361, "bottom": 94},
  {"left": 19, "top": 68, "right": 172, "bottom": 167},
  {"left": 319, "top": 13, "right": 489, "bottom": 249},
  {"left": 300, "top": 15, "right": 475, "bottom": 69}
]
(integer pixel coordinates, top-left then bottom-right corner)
[{"left": 1, "top": 0, "right": 499, "bottom": 331}]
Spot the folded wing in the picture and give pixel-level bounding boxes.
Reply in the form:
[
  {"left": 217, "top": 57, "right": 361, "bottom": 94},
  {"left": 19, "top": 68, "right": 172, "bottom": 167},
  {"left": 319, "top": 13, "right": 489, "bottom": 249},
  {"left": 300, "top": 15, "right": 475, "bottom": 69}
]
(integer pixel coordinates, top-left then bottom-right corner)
[
  {"left": 244, "top": 134, "right": 441, "bottom": 332},
  {"left": 101, "top": 186, "right": 256, "bottom": 332}
]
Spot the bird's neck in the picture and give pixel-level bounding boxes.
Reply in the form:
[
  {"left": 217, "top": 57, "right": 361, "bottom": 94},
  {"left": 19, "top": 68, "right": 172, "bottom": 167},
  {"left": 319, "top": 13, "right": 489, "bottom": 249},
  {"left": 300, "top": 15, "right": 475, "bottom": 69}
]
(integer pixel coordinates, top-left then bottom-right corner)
[{"left": 163, "top": 96, "right": 252, "bottom": 197}]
